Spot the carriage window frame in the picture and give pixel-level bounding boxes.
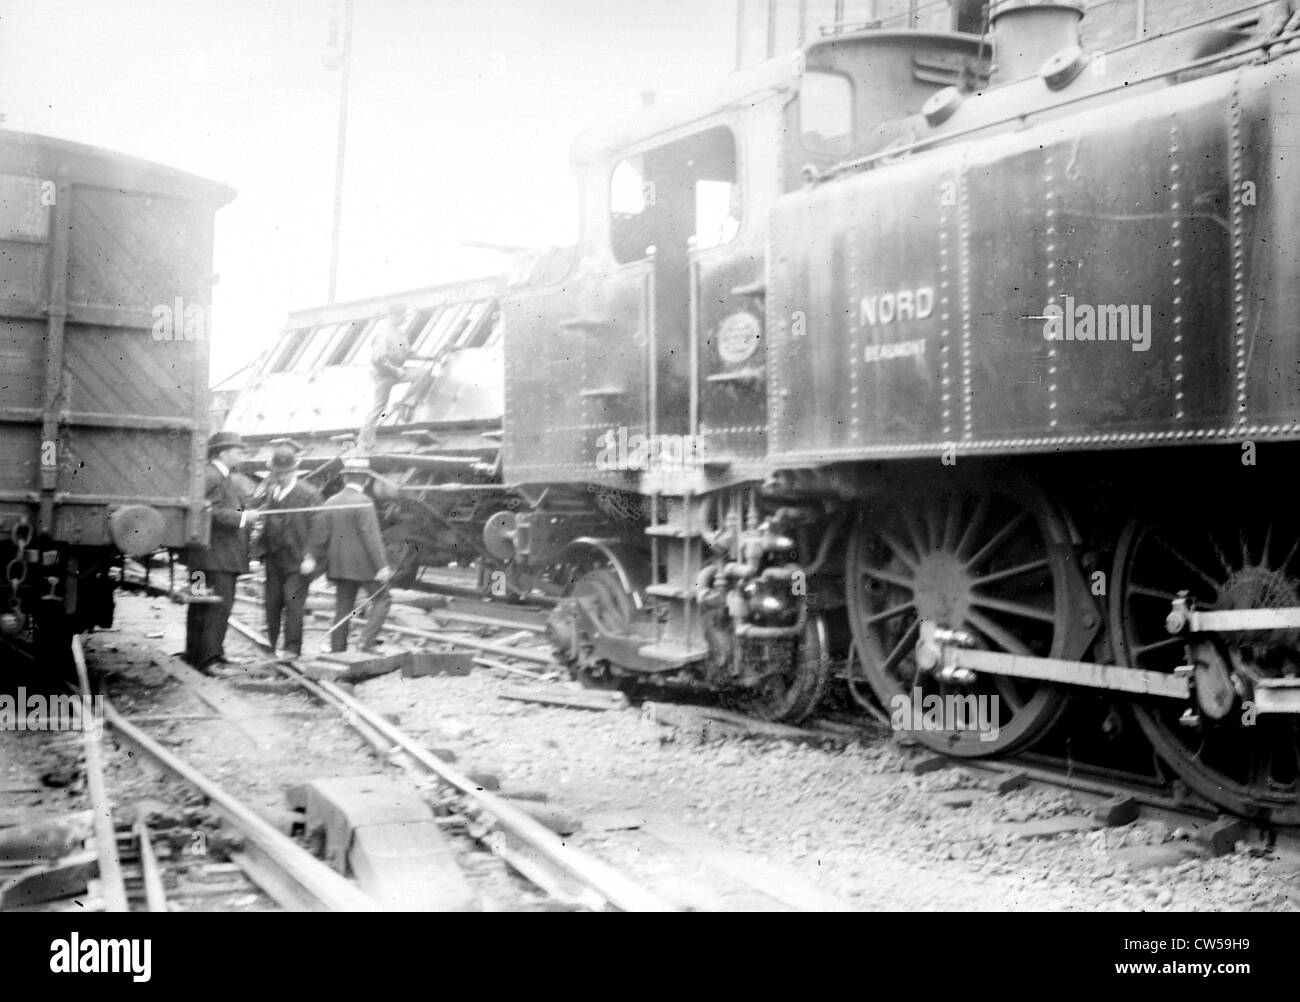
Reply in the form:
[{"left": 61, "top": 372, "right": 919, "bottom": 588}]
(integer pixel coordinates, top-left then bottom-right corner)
[
  {"left": 326, "top": 318, "right": 376, "bottom": 366},
  {"left": 293, "top": 323, "right": 343, "bottom": 372},
  {"left": 266, "top": 327, "right": 314, "bottom": 374}
]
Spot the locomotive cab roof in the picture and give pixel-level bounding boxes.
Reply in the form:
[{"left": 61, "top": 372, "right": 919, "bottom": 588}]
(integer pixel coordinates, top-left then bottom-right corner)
[{"left": 570, "top": 29, "right": 989, "bottom": 167}]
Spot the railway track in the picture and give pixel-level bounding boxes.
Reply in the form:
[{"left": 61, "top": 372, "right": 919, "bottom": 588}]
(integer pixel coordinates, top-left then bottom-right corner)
[
  {"left": 91, "top": 562, "right": 1300, "bottom": 909},
  {"left": 226, "top": 565, "right": 1300, "bottom": 851},
  {"left": 98, "top": 566, "right": 682, "bottom": 910}
]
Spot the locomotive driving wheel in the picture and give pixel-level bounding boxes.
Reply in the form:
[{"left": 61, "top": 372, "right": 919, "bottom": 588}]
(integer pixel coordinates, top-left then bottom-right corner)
[
  {"left": 1111, "top": 515, "right": 1300, "bottom": 824},
  {"left": 845, "top": 482, "right": 1073, "bottom": 756}
]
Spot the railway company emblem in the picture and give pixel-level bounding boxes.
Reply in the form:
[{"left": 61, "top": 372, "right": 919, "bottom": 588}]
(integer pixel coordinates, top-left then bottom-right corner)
[{"left": 716, "top": 311, "right": 762, "bottom": 365}]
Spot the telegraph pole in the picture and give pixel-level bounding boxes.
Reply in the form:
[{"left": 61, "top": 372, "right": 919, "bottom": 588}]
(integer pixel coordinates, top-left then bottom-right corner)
[{"left": 325, "top": 0, "right": 354, "bottom": 304}]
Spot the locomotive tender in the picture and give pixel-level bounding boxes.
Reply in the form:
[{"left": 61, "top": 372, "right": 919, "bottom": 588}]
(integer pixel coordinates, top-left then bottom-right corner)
[
  {"left": 0, "top": 131, "right": 231, "bottom": 669},
  {"left": 503, "top": 0, "right": 1300, "bottom": 823}
]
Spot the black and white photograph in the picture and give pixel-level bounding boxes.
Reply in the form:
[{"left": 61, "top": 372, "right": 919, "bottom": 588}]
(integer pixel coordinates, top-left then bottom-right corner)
[{"left": 0, "top": 0, "right": 1293, "bottom": 973}]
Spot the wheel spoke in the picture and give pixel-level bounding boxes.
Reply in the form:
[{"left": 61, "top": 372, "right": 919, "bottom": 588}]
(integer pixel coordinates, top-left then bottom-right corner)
[
  {"left": 1128, "top": 581, "right": 1180, "bottom": 603},
  {"left": 899, "top": 506, "right": 930, "bottom": 557},
  {"left": 941, "top": 494, "right": 963, "bottom": 552},
  {"left": 924, "top": 498, "right": 944, "bottom": 554},
  {"left": 881, "top": 619, "right": 920, "bottom": 677},
  {"left": 955, "top": 495, "right": 991, "bottom": 561},
  {"left": 1131, "top": 635, "right": 1185, "bottom": 660},
  {"left": 972, "top": 556, "right": 1051, "bottom": 588},
  {"left": 1152, "top": 534, "right": 1225, "bottom": 595},
  {"left": 878, "top": 529, "right": 920, "bottom": 572},
  {"left": 964, "top": 609, "right": 1032, "bottom": 656},
  {"left": 864, "top": 600, "right": 915, "bottom": 626},
  {"left": 970, "top": 594, "right": 1058, "bottom": 624},
  {"left": 1281, "top": 534, "right": 1300, "bottom": 572},
  {"left": 860, "top": 565, "right": 915, "bottom": 591},
  {"left": 965, "top": 511, "right": 1030, "bottom": 571}
]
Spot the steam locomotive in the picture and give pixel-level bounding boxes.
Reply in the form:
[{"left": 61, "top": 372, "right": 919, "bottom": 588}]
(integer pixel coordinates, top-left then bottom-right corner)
[{"left": 495, "top": 0, "right": 1300, "bottom": 824}]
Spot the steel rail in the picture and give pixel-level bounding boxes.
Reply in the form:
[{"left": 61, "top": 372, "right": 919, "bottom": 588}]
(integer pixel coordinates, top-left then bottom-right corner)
[
  {"left": 221, "top": 610, "right": 670, "bottom": 910},
  {"left": 70, "top": 636, "right": 129, "bottom": 912},
  {"left": 271, "top": 661, "right": 676, "bottom": 912},
  {"left": 133, "top": 818, "right": 168, "bottom": 913},
  {"left": 98, "top": 695, "right": 381, "bottom": 911}
]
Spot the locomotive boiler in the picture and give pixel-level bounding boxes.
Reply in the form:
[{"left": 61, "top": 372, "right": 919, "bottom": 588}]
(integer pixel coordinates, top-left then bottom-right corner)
[
  {"left": 0, "top": 131, "right": 231, "bottom": 670},
  {"left": 501, "top": 0, "right": 1300, "bottom": 824}
]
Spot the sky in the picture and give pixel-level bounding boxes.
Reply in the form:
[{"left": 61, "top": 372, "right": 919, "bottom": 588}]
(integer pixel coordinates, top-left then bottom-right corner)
[{"left": 0, "top": 0, "right": 739, "bottom": 384}]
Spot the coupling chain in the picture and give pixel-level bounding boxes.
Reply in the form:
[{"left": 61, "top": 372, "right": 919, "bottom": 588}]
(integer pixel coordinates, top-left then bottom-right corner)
[{"left": 7, "top": 519, "right": 32, "bottom": 617}]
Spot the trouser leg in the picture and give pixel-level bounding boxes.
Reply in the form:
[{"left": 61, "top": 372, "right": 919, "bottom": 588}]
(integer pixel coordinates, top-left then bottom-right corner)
[
  {"left": 282, "top": 572, "right": 307, "bottom": 654},
  {"left": 332, "top": 578, "right": 359, "bottom": 652},
  {"left": 209, "top": 571, "right": 237, "bottom": 662},
  {"left": 265, "top": 565, "right": 285, "bottom": 649},
  {"left": 185, "top": 599, "right": 204, "bottom": 666},
  {"left": 359, "top": 373, "right": 397, "bottom": 454},
  {"left": 357, "top": 579, "right": 391, "bottom": 650}
]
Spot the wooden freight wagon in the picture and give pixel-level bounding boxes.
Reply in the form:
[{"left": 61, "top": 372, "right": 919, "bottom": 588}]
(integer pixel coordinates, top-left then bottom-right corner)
[{"left": 0, "top": 130, "right": 232, "bottom": 664}]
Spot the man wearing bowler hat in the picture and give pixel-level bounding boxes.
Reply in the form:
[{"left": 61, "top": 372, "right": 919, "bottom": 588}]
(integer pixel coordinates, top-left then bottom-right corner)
[
  {"left": 186, "top": 430, "right": 255, "bottom": 673},
  {"left": 302, "top": 458, "right": 393, "bottom": 652},
  {"left": 253, "top": 440, "right": 322, "bottom": 658}
]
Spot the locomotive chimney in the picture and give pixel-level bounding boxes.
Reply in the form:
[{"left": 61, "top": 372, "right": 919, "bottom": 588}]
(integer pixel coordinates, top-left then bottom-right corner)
[{"left": 990, "top": 0, "right": 1085, "bottom": 84}]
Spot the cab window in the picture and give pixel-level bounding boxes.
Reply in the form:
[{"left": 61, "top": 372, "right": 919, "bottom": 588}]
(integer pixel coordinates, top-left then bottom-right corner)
[
  {"left": 610, "top": 126, "right": 738, "bottom": 264},
  {"left": 800, "top": 71, "right": 853, "bottom": 156}
]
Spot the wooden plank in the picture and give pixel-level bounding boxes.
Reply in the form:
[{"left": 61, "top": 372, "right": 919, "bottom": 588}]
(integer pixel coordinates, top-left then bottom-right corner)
[
  {"left": 993, "top": 816, "right": 1102, "bottom": 842},
  {"left": 499, "top": 687, "right": 629, "bottom": 712},
  {"left": 471, "top": 656, "right": 547, "bottom": 680},
  {"left": 642, "top": 701, "right": 822, "bottom": 743}
]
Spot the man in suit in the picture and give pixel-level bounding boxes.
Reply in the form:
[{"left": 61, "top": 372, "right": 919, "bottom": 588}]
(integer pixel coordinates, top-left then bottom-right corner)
[
  {"left": 185, "top": 430, "right": 253, "bottom": 673},
  {"left": 252, "top": 441, "right": 322, "bottom": 657},
  {"left": 302, "top": 459, "right": 392, "bottom": 652}
]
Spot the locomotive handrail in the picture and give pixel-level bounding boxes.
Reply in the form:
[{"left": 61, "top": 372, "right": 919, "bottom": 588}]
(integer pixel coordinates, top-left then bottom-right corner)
[{"left": 813, "top": 25, "right": 1300, "bottom": 185}]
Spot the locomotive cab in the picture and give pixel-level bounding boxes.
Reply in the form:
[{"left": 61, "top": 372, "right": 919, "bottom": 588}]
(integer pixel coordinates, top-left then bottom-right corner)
[{"left": 503, "top": 27, "right": 991, "bottom": 718}]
